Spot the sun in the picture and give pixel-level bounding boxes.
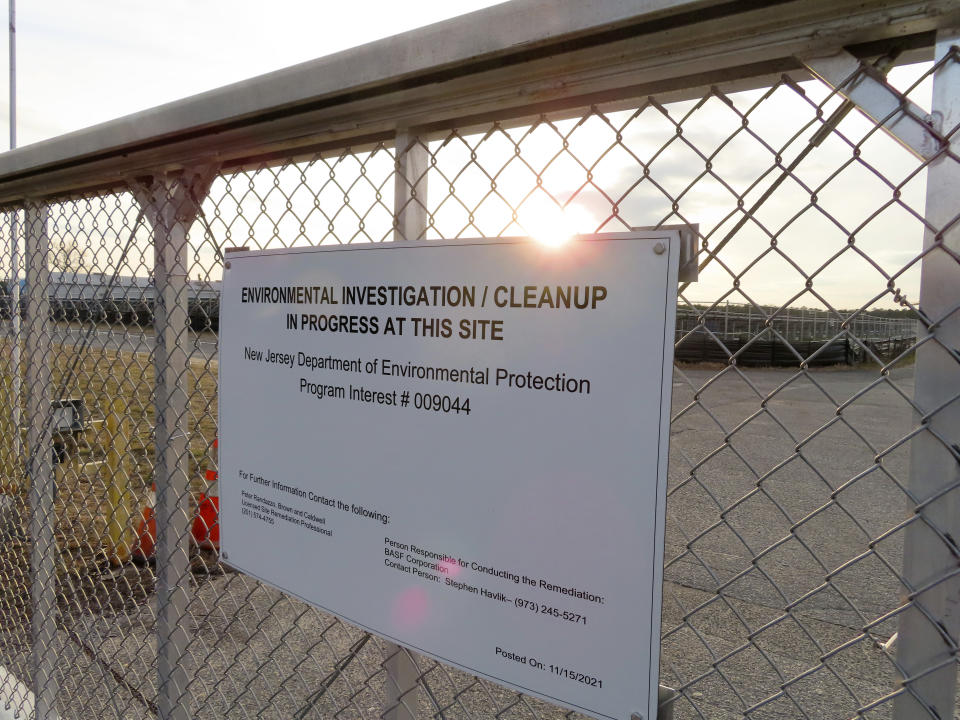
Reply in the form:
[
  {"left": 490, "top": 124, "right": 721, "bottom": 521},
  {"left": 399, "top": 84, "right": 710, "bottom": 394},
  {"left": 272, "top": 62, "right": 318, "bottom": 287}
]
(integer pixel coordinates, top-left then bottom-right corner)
[{"left": 518, "top": 197, "right": 596, "bottom": 247}]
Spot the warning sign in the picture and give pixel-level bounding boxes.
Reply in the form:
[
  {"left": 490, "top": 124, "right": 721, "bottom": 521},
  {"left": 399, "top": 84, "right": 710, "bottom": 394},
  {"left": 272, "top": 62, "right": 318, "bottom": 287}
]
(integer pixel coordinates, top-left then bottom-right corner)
[{"left": 218, "top": 233, "right": 679, "bottom": 720}]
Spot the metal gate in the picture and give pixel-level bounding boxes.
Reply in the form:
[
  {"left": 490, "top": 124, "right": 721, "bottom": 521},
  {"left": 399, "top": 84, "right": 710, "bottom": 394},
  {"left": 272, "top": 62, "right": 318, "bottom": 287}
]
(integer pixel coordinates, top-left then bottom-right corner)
[{"left": 0, "top": 2, "right": 958, "bottom": 718}]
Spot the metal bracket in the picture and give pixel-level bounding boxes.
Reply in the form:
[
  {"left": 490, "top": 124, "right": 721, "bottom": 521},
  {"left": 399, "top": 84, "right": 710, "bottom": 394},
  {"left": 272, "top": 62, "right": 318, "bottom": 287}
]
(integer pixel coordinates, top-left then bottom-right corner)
[
  {"left": 131, "top": 163, "right": 220, "bottom": 230},
  {"left": 631, "top": 684, "right": 679, "bottom": 720},
  {"left": 801, "top": 49, "right": 941, "bottom": 160},
  {"left": 657, "top": 684, "right": 678, "bottom": 719},
  {"left": 633, "top": 224, "right": 699, "bottom": 283}
]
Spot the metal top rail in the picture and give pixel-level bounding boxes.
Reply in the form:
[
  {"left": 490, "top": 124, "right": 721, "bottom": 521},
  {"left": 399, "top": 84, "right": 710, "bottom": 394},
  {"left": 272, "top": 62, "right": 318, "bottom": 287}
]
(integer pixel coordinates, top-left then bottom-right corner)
[{"left": 0, "top": 0, "right": 955, "bottom": 202}]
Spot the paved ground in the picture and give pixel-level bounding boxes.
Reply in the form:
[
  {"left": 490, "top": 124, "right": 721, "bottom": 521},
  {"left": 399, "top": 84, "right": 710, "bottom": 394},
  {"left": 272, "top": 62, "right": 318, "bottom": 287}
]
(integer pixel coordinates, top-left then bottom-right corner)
[
  {"left": 661, "top": 366, "right": 919, "bottom": 719},
  {"left": 1, "top": 364, "right": 943, "bottom": 719}
]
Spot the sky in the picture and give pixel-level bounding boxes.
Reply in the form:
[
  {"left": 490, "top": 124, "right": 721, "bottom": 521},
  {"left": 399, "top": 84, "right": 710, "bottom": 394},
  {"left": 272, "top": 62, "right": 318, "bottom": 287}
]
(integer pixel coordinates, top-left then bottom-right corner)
[
  {"left": 5, "top": 1, "right": 507, "bottom": 146},
  {"left": 0, "top": 1, "right": 938, "bottom": 311}
]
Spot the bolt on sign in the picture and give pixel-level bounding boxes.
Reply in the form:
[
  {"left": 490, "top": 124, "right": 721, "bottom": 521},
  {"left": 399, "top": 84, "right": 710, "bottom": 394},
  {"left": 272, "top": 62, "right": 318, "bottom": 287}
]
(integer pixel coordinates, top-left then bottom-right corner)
[{"left": 219, "top": 232, "right": 680, "bottom": 720}]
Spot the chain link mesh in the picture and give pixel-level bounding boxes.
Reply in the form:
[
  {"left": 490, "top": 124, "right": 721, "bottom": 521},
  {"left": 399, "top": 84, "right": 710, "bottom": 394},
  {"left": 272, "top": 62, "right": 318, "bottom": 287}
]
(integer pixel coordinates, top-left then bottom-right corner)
[{"left": 0, "top": 46, "right": 958, "bottom": 720}]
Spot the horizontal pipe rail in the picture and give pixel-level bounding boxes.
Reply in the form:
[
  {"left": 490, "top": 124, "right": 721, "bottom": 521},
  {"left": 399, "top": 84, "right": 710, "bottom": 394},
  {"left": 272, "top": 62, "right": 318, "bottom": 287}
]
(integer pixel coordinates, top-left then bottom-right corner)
[{"left": 0, "top": 0, "right": 954, "bottom": 201}]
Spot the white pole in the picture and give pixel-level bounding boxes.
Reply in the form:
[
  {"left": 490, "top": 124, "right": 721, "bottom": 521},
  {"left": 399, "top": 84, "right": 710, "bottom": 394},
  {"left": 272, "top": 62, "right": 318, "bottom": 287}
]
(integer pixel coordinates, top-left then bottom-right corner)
[
  {"left": 8, "top": 0, "right": 20, "bottom": 465},
  {"left": 893, "top": 27, "right": 960, "bottom": 720},
  {"left": 383, "top": 126, "right": 428, "bottom": 720},
  {"left": 25, "top": 202, "right": 58, "bottom": 719},
  {"left": 9, "top": 0, "right": 14, "bottom": 151}
]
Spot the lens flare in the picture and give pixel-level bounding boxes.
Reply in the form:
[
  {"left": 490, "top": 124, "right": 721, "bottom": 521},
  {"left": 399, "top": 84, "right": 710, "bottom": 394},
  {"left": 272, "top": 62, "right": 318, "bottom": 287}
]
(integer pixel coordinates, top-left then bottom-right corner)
[
  {"left": 391, "top": 586, "right": 430, "bottom": 631},
  {"left": 439, "top": 557, "right": 460, "bottom": 576},
  {"left": 519, "top": 197, "right": 596, "bottom": 248}
]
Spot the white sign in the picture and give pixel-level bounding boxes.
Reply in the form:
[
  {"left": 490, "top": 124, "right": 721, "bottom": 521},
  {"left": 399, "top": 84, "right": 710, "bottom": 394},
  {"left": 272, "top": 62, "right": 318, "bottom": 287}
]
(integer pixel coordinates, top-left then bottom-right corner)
[{"left": 219, "top": 233, "right": 679, "bottom": 720}]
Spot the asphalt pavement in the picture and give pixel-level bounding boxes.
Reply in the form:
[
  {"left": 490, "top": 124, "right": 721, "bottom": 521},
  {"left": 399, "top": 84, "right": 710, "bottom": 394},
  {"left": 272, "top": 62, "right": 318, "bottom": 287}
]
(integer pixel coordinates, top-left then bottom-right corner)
[{"left": 4, "top": 361, "right": 932, "bottom": 719}]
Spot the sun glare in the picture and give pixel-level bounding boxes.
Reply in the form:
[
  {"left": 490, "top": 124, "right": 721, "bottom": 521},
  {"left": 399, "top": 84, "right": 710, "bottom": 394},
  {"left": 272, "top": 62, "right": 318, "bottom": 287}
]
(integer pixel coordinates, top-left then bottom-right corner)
[{"left": 519, "top": 198, "right": 596, "bottom": 247}]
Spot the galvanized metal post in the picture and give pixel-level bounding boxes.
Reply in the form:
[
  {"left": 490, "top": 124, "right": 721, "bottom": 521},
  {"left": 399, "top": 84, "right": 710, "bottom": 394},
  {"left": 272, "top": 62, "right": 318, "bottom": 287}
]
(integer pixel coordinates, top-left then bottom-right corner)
[
  {"left": 151, "top": 181, "right": 192, "bottom": 720},
  {"left": 8, "top": 0, "right": 19, "bottom": 471},
  {"left": 381, "top": 127, "right": 429, "bottom": 720},
  {"left": 136, "top": 168, "right": 215, "bottom": 720},
  {"left": 893, "top": 27, "right": 960, "bottom": 720},
  {"left": 25, "top": 200, "right": 57, "bottom": 718},
  {"left": 8, "top": 209, "right": 21, "bottom": 472},
  {"left": 8, "top": 0, "right": 14, "bottom": 155},
  {"left": 393, "top": 128, "right": 429, "bottom": 244}
]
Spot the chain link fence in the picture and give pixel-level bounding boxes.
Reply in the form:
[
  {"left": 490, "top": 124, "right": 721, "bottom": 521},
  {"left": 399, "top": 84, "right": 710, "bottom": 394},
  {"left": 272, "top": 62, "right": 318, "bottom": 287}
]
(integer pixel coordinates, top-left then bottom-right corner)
[{"left": 0, "top": 8, "right": 958, "bottom": 720}]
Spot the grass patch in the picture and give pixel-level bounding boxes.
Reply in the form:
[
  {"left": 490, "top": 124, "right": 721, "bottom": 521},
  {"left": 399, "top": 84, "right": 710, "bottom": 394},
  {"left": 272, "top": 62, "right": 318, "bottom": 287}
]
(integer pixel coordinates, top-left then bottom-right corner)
[{"left": 0, "top": 334, "right": 219, "bottom": 577}]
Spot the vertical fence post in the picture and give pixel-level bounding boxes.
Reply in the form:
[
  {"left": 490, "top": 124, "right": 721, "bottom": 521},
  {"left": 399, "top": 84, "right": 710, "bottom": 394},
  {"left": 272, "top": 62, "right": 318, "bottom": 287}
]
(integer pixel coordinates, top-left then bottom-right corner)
[
  {"left": 381, "top": 127, "right": 430, "bottom": 720},
  {"left": 394, "top": 127, "right": 429, "bottom": 244},
  {"left": 893, "top": 28, "right": 960, "bottom": 720},
  {"left": 148, "top": 180, "right": 193, "bottom": 720},
  {"left": 10, "top": 210, "right": 21, "bottom": 475},
  {"left": 25, "top": 200, "right": 58, "bottom": 718},
  {"left": 136, "top": 168, "right": 215, "bottom": 720}
]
